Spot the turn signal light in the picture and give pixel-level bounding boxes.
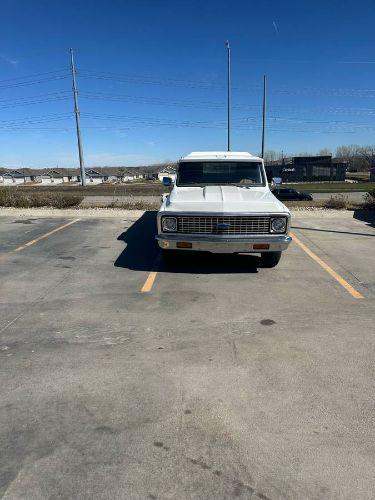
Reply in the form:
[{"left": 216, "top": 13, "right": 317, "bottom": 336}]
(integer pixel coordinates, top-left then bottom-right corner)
[
  {"left": 253, "top": 244, "right": 270, "bottom": 250},
  {"left": 176, "top": 241, "right": 192, "bottom": 249}
]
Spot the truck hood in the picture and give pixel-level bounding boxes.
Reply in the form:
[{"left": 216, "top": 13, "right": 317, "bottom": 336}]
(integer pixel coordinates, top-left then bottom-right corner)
[{"left": 162, "top": 185, "right": 288, "bottom": 214}]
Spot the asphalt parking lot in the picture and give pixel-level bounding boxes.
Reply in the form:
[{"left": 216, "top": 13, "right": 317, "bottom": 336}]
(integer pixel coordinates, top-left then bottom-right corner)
[{"left": 1, "top": 209, "right": 374, "bottom": 500}]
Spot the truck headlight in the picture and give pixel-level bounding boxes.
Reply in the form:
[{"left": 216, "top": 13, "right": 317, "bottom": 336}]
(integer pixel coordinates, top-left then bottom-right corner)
[
  {"left": 162, "top": 216, "right": 177, "bottom": 232},
  {"left": 270, "top": 217, "right": 287, "bottom": 233}
]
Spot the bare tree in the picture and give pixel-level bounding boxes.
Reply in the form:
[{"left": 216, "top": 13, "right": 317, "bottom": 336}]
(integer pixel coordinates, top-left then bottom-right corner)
[
  {"left": 318, "top": 148, "right": 332, "bottom": 156},
  {"left": 335, "top": 144, "right": 374, "bottom": 171},
  {"left": 263, "top": 150, "right": 284, "bottom": 163},
  {"left": 356, "top": 145, "right": 375, "bottom": 163}
]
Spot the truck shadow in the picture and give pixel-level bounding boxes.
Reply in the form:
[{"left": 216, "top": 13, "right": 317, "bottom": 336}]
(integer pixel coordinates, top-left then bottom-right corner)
[
  {"left": 353, "top": 209, "right": 375, "bottom": 230},
  {"left": 114, "top": 211, "right": 259, "bottom": 274}
]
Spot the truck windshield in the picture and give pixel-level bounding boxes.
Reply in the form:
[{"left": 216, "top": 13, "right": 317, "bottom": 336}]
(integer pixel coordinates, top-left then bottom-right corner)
[{"left": 176, "top": 161, "right": 265, "bottom": 186}]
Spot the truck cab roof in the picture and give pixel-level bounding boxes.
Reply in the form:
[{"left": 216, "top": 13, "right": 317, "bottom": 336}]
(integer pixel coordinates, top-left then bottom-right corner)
[{"left": 180, "top": 151, "right": 262, "bottom": 162}]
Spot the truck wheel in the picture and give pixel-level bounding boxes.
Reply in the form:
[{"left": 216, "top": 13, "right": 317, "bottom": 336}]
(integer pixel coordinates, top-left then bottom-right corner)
[{"left": 260, "top": 251, "right": 282, "bottom": 268}]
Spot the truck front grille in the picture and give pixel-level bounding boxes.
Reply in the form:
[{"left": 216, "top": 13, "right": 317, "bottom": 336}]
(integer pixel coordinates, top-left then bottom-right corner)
[{"left": 176, "top": 216, "right": 271, "bottom": 235}]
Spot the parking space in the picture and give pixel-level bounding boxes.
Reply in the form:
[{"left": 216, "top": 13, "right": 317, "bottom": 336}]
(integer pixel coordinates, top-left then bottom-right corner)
[
  {"left": 0, "top": 217, "right": 71, "bottom": 254},
  {"left": 1, "top": 210, "right": 375, "bottom": 499}
]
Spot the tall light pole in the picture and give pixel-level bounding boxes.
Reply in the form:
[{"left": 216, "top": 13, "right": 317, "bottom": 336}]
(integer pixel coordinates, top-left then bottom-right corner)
[
  {"left": 70, "top": 48, "right": 86, "bottom": 186},
  {"left": 261, "top": 74, "right": 266, "bottom": 159},
  {"left": 225, "top": 40, "right": 231, "bottom": 151}
]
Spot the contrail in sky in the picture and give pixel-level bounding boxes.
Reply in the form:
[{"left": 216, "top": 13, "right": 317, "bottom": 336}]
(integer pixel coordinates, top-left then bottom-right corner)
[
  {"left": 272, "top": 21, "right": 279, "bottom": 35},
  {"left": 339, "top": 61, "right": 375, "bottom": 64}
]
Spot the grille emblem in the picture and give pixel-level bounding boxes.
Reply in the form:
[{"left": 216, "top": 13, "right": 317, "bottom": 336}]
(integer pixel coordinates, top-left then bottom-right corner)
[{"left": 215, "top": 223, "right": 230, "bottom": 232}]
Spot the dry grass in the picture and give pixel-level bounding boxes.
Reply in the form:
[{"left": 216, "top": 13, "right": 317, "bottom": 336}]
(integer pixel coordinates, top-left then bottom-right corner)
[
  {"left": 0, "top": 187, "right": 83, "bottom": 208},
  {"left": 284, "top": 198, "right": 371, "bottom": 211},
  {"left": 105, "top": 200, "right": 160, "bottom": 210},
  {"left": 1, "top": 186, "right": 374, "bottom": 211},
  {"left": 12, "top": 180, "right": 375, "bottom": 196},
  {"left": 9, "top": 182, "right": 166, "bottom": 197},
  {"left": 363, "top": 189, "right": 375, "bottom": 209},
  {"left": 322, "top": 194, "right": 348, "bottom": 209}
]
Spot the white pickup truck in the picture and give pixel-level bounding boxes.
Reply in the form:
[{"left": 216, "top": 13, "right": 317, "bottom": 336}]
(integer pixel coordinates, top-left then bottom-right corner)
[{"left": 156, "top": 151, "right": 291, "bottom": 267}]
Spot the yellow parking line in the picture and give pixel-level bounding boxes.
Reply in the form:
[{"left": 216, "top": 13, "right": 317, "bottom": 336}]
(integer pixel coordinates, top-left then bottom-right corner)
[
  {"left": 141, "top": 271, "right": 158, "bottom": 293},
  {"left": 141, "top": 254, "right": 160, "bottom": 293},
  {"left": 290, "top": 232, "right": 364, "bottom": 299},
  {"left": 0, "top": 218, "right": 81, "bottom": 260}
]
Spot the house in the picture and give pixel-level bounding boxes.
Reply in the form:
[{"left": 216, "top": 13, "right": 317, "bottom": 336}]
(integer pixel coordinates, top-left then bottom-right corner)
[
  {"left": 99, "top": 167, "right": 130, "bottom": 183},
  {"left": 0, "top": 163, "right": 180, "bottom": 185},
  {"left": 96, "top": 167, "right": 117, "bottom": 182},
  {"left": 0, "top": 167, "right": 80, "bottom": 184},
  {"left": 157, "top": 165, "right": 177, "bottom": 182},
  {"left": 123, "top": 168, "right": 141, "bottom": 182},
  {"left": 1, "top": 170, "right": 27, "bottom": 185},
  {"left": 0, "top": 168, "right": 42, "bottom": 184},
  {"left": 121, "top": 170, "right": 135, "bottom": 182},
  {"left": 158, "top": 171, "right": 176, "bottom": 182},
  {"left": 23, "top": 169, "right": 42, "bottom": 183},
  {"left": 93, "top": 167, "right": 147, "bottom": 183},
  {"left": 58, "top": 168, "right": 80, "bottom": 183},
  {"left": 41, "top": 169, "right": 65, "bottom": 185},
  {"left": 85, "top": 168, "right": 105, "bottom": 184},
  {"left": 137, "top": 163, "right": 176, "bottom": 181}
]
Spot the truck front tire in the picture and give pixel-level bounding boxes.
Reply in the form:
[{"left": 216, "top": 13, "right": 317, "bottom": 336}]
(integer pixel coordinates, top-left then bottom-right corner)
[{"left": 260, "top": 251, "right": 282, "bottom": 268}]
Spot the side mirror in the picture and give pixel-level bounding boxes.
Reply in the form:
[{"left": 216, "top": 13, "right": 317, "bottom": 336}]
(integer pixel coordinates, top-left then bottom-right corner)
[{"left": 162, "top": 176, "right": 172, "bottom": 187}]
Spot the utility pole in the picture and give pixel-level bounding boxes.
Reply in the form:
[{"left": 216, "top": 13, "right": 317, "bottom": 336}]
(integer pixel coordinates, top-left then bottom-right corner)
[
  {"left": 261, "top": 74, "right": 266, "bottom": 159},
  {"left": 225, "top": 40, "right": 231, "bottom": 151},
  {"left": 70, "top": 48, "right": 86, "bottom": 186}
]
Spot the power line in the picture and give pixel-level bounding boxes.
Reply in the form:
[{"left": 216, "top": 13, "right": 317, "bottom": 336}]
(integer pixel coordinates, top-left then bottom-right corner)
[
  {"left": 0, "top": 75, "right": 70, "bottom": 90},
  {"left": 0, "top": 92, "right": 71, "bottom": 110},
  {"left": 2, "top": 105, "right": 375, "bottom": 134},
  {"left": 0, "top": 69, "right": 69, "bottom": 84},
  {"left": 3, "top": 67, "right": 375, "bottom": 97},
  {"left": 80, "top": 91, "right": 375, "bottom": 116},
  {"left": 3, "top": 65, "right": 375, "bottom": 143},
  {"left": 78, "top": 68, "right": 375, "bottom": 97},
  {"left": 3, "top": 109, "right": 375, "bottom": 133},
  {"left": 0, "top": 112, "right": 74, "bottom": 122},
  {"left": 79, "top": 69, "right": 232, "bottom": 90},
  {"left": 0, "top": 91, "right": 71, "bottom": 103},
  {"left": 80, "top": 91, "right": 228, "bottom": 110},
  {"left": 4, "top": 88, "right": 375, "bottom": 118},
  {"left": 0, "top": 98, "right": 70, "bottom": 110},
  {"left": 2, "top": 122, "right": 371, "bottom": 134},
  {"left": 82, "top": 111, "right": 239, "bottom": 125},
  {"left": 0, "top": 114, "right": 74, "bottom": 128}
]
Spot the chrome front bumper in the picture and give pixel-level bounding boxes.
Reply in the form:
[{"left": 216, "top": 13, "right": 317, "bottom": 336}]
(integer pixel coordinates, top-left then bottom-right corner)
[{"left": 156, "top": 234, "right": 292, "bottom": 253}]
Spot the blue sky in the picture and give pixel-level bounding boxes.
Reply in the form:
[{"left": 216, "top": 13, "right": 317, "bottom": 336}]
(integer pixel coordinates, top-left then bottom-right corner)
[{"left": 1, "top": 0, "right": 375, "bottom": 167}]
